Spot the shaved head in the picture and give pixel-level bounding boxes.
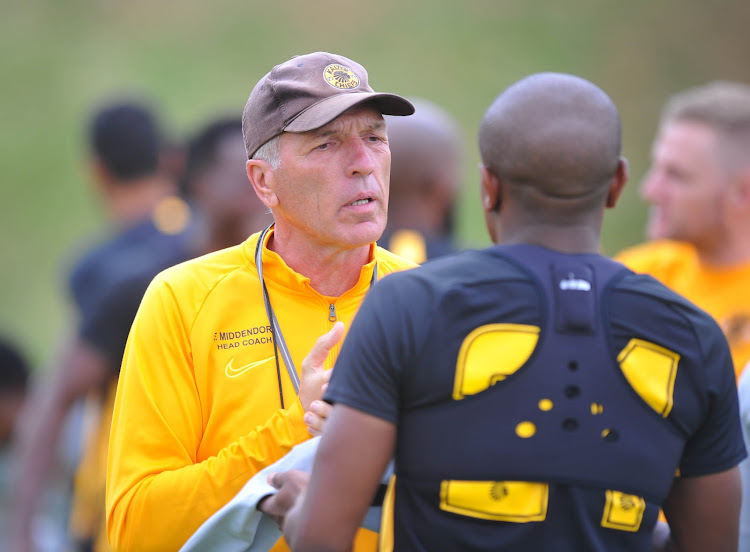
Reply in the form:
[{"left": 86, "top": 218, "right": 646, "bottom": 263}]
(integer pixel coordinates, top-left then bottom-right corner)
[{"left": 479, "top": 73, "right": 622, "bottom": 206}]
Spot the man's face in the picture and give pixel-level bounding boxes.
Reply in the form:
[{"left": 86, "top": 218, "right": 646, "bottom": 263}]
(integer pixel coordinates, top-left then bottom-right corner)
[
  {"left": 640, "top": 121, "right": 728, "bottom": 246},
  {"left": 269, "top": 105, "right": 391, "bottom": 251}
]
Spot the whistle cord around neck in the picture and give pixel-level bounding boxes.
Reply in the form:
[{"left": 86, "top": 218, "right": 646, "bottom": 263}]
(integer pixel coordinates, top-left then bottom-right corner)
[{"left": 254, "top": 224, "right": 378, "bottom": 409}]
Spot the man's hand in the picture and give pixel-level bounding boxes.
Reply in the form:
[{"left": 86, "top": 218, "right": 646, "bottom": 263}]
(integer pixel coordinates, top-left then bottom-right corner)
[
  {"left": 304, "top": 398, "right": 333, "bottom": 436},
  {"left": 258, "top": 470, "right": 310, "bottom": 528},
  {"left": 298, "top": 322, "right": 344, "bottom": 413}
]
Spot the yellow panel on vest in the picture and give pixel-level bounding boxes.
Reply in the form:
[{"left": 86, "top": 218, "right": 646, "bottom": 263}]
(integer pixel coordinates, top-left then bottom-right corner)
[
  {"left": 617, "top": 338, "right": 679, "bottom": 417},
  {"left": 439, "top": 480, "right": 548, "bottom": 522},
  {"left": 453, "top": 324, "right": 540, "bottom": 400},
  {"left": 601, "top": 490, "right": 646, "bottom": 532}
]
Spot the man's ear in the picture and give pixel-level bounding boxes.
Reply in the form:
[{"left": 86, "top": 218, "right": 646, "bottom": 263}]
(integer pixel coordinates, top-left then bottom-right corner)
[
  {"left": 480, "top": 164, "right": 501, "bottom": 213},
  {"left": 606, "top": 157, "right": 629, "bottom": 209},
  {"left": 246, "top": 159, "right": 278, "bottom": 209}
]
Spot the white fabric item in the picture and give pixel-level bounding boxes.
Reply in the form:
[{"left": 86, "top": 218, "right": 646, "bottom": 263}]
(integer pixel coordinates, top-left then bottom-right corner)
[
  {"left": 180, "top": 437, "right": 318, "bottom": 552},
  {"left": 180, "top": 436, "right": 388, "bottom": 552},
  {"left": 738, "top": 365, "right": 750, "bottom": 552}
]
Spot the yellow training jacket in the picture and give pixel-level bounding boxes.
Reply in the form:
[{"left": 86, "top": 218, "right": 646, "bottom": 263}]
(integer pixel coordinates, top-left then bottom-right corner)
[
  {"left": 106, "top": 228, "right": 416, "bottom": 551},
  {"left": 616, "top": 239, "right": 750, "bottom": 380}
]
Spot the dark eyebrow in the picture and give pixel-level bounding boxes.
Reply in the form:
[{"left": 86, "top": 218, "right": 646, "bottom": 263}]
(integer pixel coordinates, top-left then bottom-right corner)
[
  {"left": 368, "top": 120, "right": 387, "bottom": 133},
  {"left": 311, "top": 127, "right": 338, "bottom": 139},
  {"left": 367, "top": 120, "right": 387, "bottom": 135}
]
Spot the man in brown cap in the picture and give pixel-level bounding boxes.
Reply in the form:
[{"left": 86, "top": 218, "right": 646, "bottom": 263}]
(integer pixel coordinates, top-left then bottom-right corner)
[{"left": 105, "top": 52, "right": 415, "bottom": 551}]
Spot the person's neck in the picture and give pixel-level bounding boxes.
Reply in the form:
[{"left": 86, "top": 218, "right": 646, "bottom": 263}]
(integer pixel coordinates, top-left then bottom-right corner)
[
  {"left": 267, "top": 231, "right": 372, "bottom": 297},
  {"left": 108, "top": 175, "right": 174, "bottom": 228},
  {"left": 498, "top": 222, "right": 602, "bottom": 254}
]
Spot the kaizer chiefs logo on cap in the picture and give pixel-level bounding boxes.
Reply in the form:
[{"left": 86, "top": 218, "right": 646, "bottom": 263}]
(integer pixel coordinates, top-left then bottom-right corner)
[{"left": 323, "top": 64, "right": 360, "bottom": 90}]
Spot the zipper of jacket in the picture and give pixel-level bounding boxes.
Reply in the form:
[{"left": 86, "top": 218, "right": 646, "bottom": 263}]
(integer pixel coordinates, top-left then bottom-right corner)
[{"left": 328, "top": 303, "right": 337, "bottom": 322}]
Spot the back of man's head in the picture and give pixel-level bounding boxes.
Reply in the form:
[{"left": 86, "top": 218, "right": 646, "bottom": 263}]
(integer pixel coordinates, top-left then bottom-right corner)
[
  {"left": 89, "top": 101, "right": 162, "bottom": 182},
  {"left": 479, "top": 73, "right": 621, "bottom": 214}
]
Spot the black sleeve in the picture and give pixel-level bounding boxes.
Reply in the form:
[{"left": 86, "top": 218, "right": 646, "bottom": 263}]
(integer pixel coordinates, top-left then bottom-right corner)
[{"left": 679, "top": 318, "right": 747, "bottom": 476}]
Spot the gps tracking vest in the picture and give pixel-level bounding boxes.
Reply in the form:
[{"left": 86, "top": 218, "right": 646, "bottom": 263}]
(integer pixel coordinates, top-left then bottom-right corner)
[{"left": 396, "top": 244, "right": 684, "bottom": 506}]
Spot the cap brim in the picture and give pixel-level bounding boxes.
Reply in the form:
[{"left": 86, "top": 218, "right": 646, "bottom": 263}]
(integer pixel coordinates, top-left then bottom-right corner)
[{"left": 284, "top": 92, "right": 415, "bottom": 133}]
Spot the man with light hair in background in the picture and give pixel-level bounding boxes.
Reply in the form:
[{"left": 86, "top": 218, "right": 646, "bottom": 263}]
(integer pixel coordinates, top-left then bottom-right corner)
[
  {"left": 616, "top": 80, "right": 750, "bottom": 551},
  {"left": 10, "top": 100, "right": 192, "bottom": 552},
  {"left": 380, "top": 98, "right": 465, "bottom": 264},
  {"left": 617, "top": 81, "right": 750, "bottom": 381}
]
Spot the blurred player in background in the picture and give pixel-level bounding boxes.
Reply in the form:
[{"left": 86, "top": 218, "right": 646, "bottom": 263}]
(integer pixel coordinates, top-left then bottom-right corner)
[
  {"left": 380, "top": 98, "right": 465, "bottom": 264},
  {"left": 13, "top": 108, "right": 269, "bottom": 552},
  {"left": 182, "top": 116, "right": 272, "bottom": 254},
  {"left": 617, "top": 81, "right": 750, "bottom": 380},
  {"left": 10, "top": 99, "right": 192, "bottom": 552}
]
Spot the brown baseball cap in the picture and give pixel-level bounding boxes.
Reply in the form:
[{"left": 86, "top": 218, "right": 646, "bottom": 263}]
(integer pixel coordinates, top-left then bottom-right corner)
[{"left": 242, "top": 51, "right": 415, "bottom": 158}]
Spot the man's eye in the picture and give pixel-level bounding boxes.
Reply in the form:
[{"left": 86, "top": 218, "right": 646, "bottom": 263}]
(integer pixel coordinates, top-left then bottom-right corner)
[{"left": 316, "top": 142, "right": 331, "bottom": 150}]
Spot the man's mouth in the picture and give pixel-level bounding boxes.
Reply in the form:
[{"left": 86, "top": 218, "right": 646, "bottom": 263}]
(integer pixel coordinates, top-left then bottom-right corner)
[{"left": 350, "top": 198, "right": 372, "bottom": 206}]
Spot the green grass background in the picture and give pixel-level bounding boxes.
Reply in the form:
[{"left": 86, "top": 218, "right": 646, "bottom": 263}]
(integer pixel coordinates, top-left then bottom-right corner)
[{"left": 2, "top": 0, "right": 749, "bottom": 369}]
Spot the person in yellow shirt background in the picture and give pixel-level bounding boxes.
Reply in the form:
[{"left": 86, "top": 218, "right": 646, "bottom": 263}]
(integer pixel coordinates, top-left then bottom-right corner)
[
  {"left": 616, "top": 81, "right": 750, "bottom": 380},
  {"left": 105, "top": 51, "right": 415, "bottom": 551}
]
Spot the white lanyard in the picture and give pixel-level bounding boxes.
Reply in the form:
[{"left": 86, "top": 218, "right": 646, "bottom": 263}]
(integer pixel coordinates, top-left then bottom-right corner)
[{"left": 254, "top": 225, "right": 378, "bottom": 407}]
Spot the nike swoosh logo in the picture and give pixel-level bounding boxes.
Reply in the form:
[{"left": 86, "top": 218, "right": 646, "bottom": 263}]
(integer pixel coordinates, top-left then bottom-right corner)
[{"left": 225, "top": 356, "right": 275, "bottom": 378}]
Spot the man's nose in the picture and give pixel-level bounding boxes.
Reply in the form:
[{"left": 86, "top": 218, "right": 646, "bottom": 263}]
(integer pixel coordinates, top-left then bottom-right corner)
[{"left": 346, "top": 139, "right": 376, "bottom": 177}]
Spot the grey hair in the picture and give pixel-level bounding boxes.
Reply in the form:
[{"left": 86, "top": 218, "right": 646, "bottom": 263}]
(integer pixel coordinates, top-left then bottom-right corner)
[{"left": 252, "top": 134, "right": 282, "bottom": 169}]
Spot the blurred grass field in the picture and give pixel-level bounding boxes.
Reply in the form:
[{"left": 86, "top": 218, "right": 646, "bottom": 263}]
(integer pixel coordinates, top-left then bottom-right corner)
[{"left": 1, "top": 0, "right": 748, "bottom": 368}]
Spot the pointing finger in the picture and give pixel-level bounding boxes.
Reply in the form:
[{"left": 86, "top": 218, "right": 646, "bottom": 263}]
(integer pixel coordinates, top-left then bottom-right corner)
[{"left": 302, "top": 322, "right": 345, "bottom": 372}]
